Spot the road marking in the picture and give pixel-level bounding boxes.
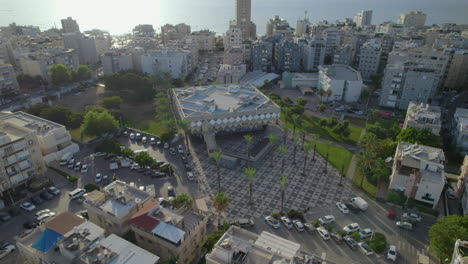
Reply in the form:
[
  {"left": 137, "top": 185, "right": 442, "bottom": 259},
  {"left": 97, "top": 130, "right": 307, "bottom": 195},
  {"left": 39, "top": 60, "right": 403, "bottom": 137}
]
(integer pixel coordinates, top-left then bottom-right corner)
[{"left": 321, "top": 252, "right": 326, "bottom": 260}]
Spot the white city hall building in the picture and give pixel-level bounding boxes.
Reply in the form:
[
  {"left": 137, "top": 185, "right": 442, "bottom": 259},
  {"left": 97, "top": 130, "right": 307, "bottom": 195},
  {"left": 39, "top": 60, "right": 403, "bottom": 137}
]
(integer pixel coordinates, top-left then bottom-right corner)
[{"left": 172, "top": 84, "right": 280, "bottom": 150}]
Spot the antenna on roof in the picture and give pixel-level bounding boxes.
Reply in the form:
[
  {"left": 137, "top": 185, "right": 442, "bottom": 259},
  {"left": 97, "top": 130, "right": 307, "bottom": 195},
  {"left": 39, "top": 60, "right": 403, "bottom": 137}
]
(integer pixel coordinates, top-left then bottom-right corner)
[{"left": 304, "top": 10, "right": 308, "bottom": 20}]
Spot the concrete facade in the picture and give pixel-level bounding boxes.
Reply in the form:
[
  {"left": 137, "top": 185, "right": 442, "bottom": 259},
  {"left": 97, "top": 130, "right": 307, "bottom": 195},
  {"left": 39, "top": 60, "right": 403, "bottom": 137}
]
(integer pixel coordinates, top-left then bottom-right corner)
[
  {"left": 61, "top": 17, "right": 80, "bottom": 33},
  {"left": 234, "top": 0, "right": 255, "bottom": 39},
  {"left": 318, "top": 64, "right": 363, "bottom": 102},
  {"left": 302, "top": 36, "right": 326, "bottom": 71},
  {"left": 191, "top": 30, "right": 215, "bottom": 52},
  {"left": 0, "top": 63, "right": 19, "bottom": 97},
  {"left": 445, "top": 49, "right": 468, "bottom": 91},
  {"left": 389, "top": 142, "right": 445, "bottom": 209},
  {"left": 358, "top": 39, "right": 382, "bottom": 80},
  {"left": 216, "top": 64, "right": 246, "bottom": 84},
  {"left": 141, "top": 50, "right": 190, "bottom": 78},
  {"left": 457, "top": 156, "right": 468, "bottom": 215},
  {"left": 224, "top": 28, "right": 243, "bottom": 51},
  {"left": 354, "top": 10, "right": 373, "bottom": 27},
  {"left": 266, "top": 16, "right": 295, "bottom": 36},
  {"left": 223, "top": 47, "right": 244, "bottom": 65},
  {"left": 19, "top": 48, "right": 79, "bottom": 81},
  {"left": 398, "top": 11, "right": 427, "bottom": 28},
  {"left": 251, "top": 38, "right": 274, "bottom": 72},
  {"left": 274, "top": 38, "right": 301, "bottom": 72},
  {"left": 452, "top": 108, "right": 468, "bottom": 152},
  {"left": 403, "top": 102, "right": 441, "bottom": 135},
  {"left": 101, "top": 51, "right": 134, "bottom": 75}
]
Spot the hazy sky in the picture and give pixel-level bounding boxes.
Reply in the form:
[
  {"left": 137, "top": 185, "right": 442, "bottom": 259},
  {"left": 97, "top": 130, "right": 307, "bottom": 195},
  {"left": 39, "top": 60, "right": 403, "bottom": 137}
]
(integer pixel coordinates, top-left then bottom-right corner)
[{"left": 1, "top": 0, "right": 467, "bottom": 35}]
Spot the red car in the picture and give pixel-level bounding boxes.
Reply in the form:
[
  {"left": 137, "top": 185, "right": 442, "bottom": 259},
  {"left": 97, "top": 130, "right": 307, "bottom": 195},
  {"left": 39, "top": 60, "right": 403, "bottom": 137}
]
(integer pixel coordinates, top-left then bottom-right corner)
[{"left": 387, "top": 209, "right": 396, "bottom": 220}]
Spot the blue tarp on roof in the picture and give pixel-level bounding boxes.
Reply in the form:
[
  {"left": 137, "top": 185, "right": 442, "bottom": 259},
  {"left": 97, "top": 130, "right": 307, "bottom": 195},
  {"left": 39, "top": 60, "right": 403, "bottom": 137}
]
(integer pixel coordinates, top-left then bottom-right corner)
[{"left": 32, "top": 228, "right": 63, "bottom": 253}]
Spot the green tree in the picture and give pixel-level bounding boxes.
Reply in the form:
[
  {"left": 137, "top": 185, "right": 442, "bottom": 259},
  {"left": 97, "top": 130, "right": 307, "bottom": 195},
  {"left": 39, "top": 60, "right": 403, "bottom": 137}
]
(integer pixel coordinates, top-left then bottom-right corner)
[
  {"left": 358, "top": 150, "right": 375, "bottom": 188},
  {"left": 39, "top": 106, "right": 73, "bottom": 127},
  {"left": 279, "top": 175, "right": 287, "bottom": 214},
  {"left": 323, "top": 141, "right": 332, "bottom": 173},
  {"left": 134, "top": 152, "right": 154, "bottom": 167},
  {"left": 397, "top": 127, "right": 442, "bottom": 148},
  {"left": 267, "top": 134, "right": 277, "bottom": 167},
  {"left": 302, "top": 141, "right": 312, "bottom": 175},
  {"left": 366, "top": 232, "right": 387, "bottom": 254},
  {"left": 49, "top": 64, "right": 70, "bottom": 86},
  {"left": 279, "top": 145, "right": 287, "bottom": 174},
  {"left": 325, "top": 89, "right": 332, "bottom": 102},
  {"left": 318, "top": 90, "right": 325, "bottom": 103},
  {"left": 100, "top": 96, "right": 123, "bottom": 109},
  {"left": 244, "top": 168, "right": 256, "bottom": 205},
  {"left": 121, "top": 148, "right": 134, "bottom": 158},
  {"left": 212, "top": 150, "right": 223, "bottom": 193},
  {"left": 178, "top": 119, "right": 190, "bottom": 157},
  {"left": 81, "top": 110, "right": 119, "bottom": 136},
  {"left": 318, "top": 103, "right": 326, "bottom": 112},
  {"left": 244, "top": 135, "right": 253, "bottom": 167},
  {"left": 75, "top": 65, "right": 93, "bottom": 81},
  {"left": 26, "top": 103, "right": 49, "bottom": 116},
  {"left": 292, "top": 134, "right": 299, "bottom": 164},
  {"left": 360, "top": 132, "right": 379, "bottom": 152},
  {"left": 213, "top": 192, "right": 229, "bottom": 228},
  {"left": 172, "top": 193, "right": 192, "bottom": 208},
  {"left": 429, "top": 215, "right": 468, "bottom": 263}
]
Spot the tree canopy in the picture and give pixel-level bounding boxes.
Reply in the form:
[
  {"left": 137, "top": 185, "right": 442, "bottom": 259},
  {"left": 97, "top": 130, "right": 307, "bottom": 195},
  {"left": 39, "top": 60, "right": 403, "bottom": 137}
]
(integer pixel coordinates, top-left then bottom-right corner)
[
  {"left": 134, "top": 152, "right": 154, "bottom": 167},
  {"left": 49, "top": 64, "right": 70, "bottom": 86},
  {"left": 103, "top": 72, "right": 154, "bottom": 102},
  {"left": 100, "top": 96, "right": 123, "bottom": 109},
  {"left": 81, "top": 110, "right": 119, "bottom": 136},
  {"left": 397, "top": 127, "right": 442, "bottom": 148},
  {"left": 25, "top": 104, "right": 83, "bottom": 129},
  {"left": 429, "top": 215, "right": 468, "bottom": 263},
  {"left": 75, "top": 65, "right": 93, "bottom": 81}
]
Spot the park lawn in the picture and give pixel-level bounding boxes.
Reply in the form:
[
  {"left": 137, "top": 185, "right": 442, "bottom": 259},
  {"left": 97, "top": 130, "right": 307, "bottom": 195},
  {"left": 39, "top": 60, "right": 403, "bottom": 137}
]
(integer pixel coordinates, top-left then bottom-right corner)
[
  {"left": 352, "top": 168, "right": 377, "bottom": 199},
  {"left": 285, "top": 114, "right": 363, "bottom": 146},
  {"left": 69, "top": 128, "right": 96, "bottom": 143},
  {"left": 344, "top": 116, "right": 367, "bottom": 128},
  {"left": 309, "top": 140, "right": 353, "bottom": 172}
]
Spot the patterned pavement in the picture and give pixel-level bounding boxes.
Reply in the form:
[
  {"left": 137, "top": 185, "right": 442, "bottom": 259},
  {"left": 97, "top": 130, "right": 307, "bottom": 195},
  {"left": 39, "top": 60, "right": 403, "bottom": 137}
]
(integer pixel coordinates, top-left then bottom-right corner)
[{"left": 190, "top": 133, "right": 358, "bottom": 220}]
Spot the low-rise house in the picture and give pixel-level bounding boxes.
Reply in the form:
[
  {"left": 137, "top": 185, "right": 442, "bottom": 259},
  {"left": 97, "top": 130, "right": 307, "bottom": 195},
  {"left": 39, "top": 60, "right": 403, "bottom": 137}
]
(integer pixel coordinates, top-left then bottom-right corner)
[
  {"left": 453, "top": 108, "right": 468, "bottom": 153},
  {"left": 318, "top": 64, "right": 363, "bottom": 102},
  {"left": 389, "top": 142, "right": 446, "bottom": 208},
  {"left": 403, "top": 102, "right": 442, "bottom": 135},
  {"left": 84, "top": 180, "right": 154, "bottom": 236},
  {"left": 129, "top": 201, "right": 209, "bottom": 264},
  {"left": 206, "top": 225, "right": 301, "bottom": 264}
]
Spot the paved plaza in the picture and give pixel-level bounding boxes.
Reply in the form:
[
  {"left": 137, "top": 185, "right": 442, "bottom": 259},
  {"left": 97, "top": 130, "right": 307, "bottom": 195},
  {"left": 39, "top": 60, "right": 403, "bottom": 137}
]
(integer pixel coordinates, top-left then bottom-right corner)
[{"left": 190, "top": 131, "right": 358, "bottom": 220}]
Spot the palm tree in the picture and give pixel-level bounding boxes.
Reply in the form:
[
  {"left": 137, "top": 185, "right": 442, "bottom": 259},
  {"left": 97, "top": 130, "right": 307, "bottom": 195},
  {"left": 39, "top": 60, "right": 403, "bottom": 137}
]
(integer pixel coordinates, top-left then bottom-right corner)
[
  {"left": 291, "top": 114, "right": 300, "bottom": 137},
  {"left": 244, "top": 135, "right": 253, "bottom": 167},
  {"left": 323, "top": 141, "right": 332, "bottom": 173},
  {"left": 213, "top": 192, "right": 229, "bottom": 228},
  {"left": 279, "top": 145, "right": 287, "bottom": 174},
  {"left": 279, "top": 175, "right": 287, "bottom": 214},
  {"left": 292, "top": 134, "right": 299, "bottom": 164},
  {"left": 311, "top": 134, "right": 319, "bottom": 162},
  {"left": 325, "top": 89, "right": 332, "bottom": 102},
  {"left": 212, "top": 150, "right": 223, "bottom": 193},
  {"left": 302, "top": 141, "right": 313, "bottom": 175},
  {"left": 245, "top": 168, "right": 256, "bottom": 205},
  {"left": 282, "top": 125, "right": 288, "bottom": 145},
  {"left": 357, "top": 150, "right": 374, "bottom": 189},
  {"left": 178, "top": 119, "right": 190, "bottom": 157},
  {"left": 319, "top": 89, "right": 325, "bottom": 103},
  {"left": 267, "top": 134, "right": 277, "bottom": 167}
]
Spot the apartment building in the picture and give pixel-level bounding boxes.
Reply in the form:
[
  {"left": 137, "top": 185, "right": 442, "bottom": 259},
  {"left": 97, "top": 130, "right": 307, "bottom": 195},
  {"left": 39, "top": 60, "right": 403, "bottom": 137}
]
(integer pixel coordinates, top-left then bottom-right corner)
[
  {"left": 191, "top": 30, "right": 215, "bottom": 52},
  {"left": 133, "top": 24, "right": 155, "bottom": 38},
  {"left": 403, "top": 102, "right": 442, "bottom": 135},
  {"left": 318, "top": 64, "right": 363, "bottom": 102},
  {"left": 216, "top": 64, "right": 246, "bottom": 84},
  {"left": 397, "top": 11, "right": 427, "bottom": 28},
  {"left": 223, "top": 47, "right": 244, "bottom": 65},
  {"left": 0, "top": 121, "right": 45, "bottom": 205},
  {"left": 17, "top": 212, "right": 160, "bottom": 264},
  {"left": 445, "top": 49, "right": 468, "bottom": 91},
  {"left": 323, "top": 26, "right": 343, "bottom": 56},
  {"left": 301, "top": 36, "right": 326, "bottom": 71},
  {"left": 265, "top": 16, "right": 295, "bottom": 36},
  {"left": 274, "top": 37, "right": 301, "bottom": 72},
  {"left": 83, "top": 180, "right": 154, "bottom": 236},
  {"left": 0, "top": 63, "right": 20, "bottom": 97},
  {"left": 63, "top": 32, "right": 111, "bottom": 65},
  {"left": 0, "top": 111, "right": 79, "bottom": 164},
  {"left": 296, "top": 18, "right": 311, "bottom": 37},
  {"left": 358, "top": 39, "right": 382, "bottom": 80},
  {"left": 389, "top": 142, "right": 446, "bottom": 208},
  {"left": 101, "top": 50, "right": 134, "bottom": 75},
  {"left": 206, "top": 225, "right": 301, "bottom": 264},
  {"left": 233, "top": 0, "right": 256, "bottom": 39},
  {"left": 452, "top": 108, "right": 468, "bottom": 152},
  {"left": 251, "top": 38, "right": 274, "bottom": 72},
  {"left": 19, "top": 48, "right": 79, "bottom": 81},
  {"left": 129, "top": 201, "right": 209, "bottom": 264},
  {"left": 61, "top": 17, "right": 80, "bottom": 33},
  {"left": 224, "top": 28, "right": 243, "bottom": 51},
  {"left": 161, "top": 23, "right": 191, "bottom": 44},
  {"left": 456, "top": 156, "right": 468, "bottom": 215},
  {"left": 141, "top": 49, "right": 190, "bottom": 78},
  {"left": 353, "top": 10, "right": 373, "bottom": 27},
  {"left": 379, "top": 63, "right": 440, "bottom": 109}
]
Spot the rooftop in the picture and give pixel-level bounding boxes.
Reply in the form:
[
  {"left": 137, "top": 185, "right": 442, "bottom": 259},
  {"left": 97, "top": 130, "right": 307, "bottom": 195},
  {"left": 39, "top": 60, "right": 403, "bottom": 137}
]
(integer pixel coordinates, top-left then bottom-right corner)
[
  {"left": 173, "top": 84, "right": 279, "bottom": 118},
  {"left": 320, "top": 64, "right": 361, "bottom": 81},
  {"left": 398, "top": 142, "right": 445, "bottom": 164},
  {"left": 239, "top": 71, "right": 279, "bottom": 87},
  {"left": 0, "top": 111, "right": 64, "bottom": 137},
  {"left": 406, "top": 102, "right": 441, "bottom": 125},
  {"left": 254, "top": 231, "right": 301, "bottom": 260}
]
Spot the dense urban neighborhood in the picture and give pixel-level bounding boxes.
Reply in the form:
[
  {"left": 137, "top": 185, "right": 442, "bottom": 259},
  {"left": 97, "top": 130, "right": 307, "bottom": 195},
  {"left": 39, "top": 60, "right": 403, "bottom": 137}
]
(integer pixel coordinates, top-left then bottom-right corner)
[{"left": 0, "top": 1, "right": 468, "bottom": 264}]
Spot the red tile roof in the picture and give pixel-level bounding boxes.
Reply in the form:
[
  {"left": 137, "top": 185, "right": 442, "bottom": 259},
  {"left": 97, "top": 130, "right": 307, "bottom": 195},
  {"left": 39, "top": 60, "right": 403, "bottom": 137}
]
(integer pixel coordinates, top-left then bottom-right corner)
[{"left": 129, "top": 201, "right": 160, "bottom": 232}]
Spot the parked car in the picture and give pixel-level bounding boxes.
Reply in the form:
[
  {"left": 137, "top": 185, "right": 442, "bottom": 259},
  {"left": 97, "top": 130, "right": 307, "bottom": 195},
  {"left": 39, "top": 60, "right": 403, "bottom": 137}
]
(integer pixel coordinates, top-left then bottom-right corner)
[
  {"left": 94, "top": 152, "right": 106, "bottom": 157},
  {"left": 178, "top": 145, "right": 184, "bottom": 154},
  {"left": 281, "top": 216, "right": 293, "bottom": 229},
  {"left": 344, "top": 236, "right": 358, "bottom": 250},
  {"left": 293, "top": 220, "right": 304, "bottom": 232},
  {"left": 358, "top": 242, "right": 374, "bottom": 256},
  {"left": 304, "top": 223, "right": 316, "bottom": 234},
  {"left": 20, "top": 202, "right": 36, "bottom": 211},
  {"left": 345, "top": 202, "right": 361, "bottom": 213},
  {"left": 187, "top": 171, "right": 194, "bottom": 181},
  {"left": 331, "top": 232, "right": 343, "bottom": 244},
  {"left": 181, "top": 156, "right": 188, "bottom": 164},
  {"left": 95, "top": 173, "right": 102, "bottom": 183},
  {"left": 336, "top": 202, "right": 349, "bottom": 214},
  {"left": 81, "top": 164, "right": 88, "bottom": 173},
  {"left": 164, "top": 142, "right": 169, "bottom": 149},
  {"left": 169, "top": 148, "right": 177, "bottom": 155},
  {"left": 0, "top": 212, "right": 12, "bottom": 222},
  {"left": 74, "top": 162, "right": 82, "bottom": 171},
  {"left": 387, "top": 245, "right": 397, "bottom": 261},
  {"left": 31, "top": 196, "right": 44, "bottom": 205},
  {"left": 234, "top": 218, "right": 254, "bottom": 228},
  {"left": 319, "top": 215, "right": 335, "bottom": 225},
  {"left": 150, "top": 137, "right": 156, "bottom": 145},
  {"left": 23, "top": 220, "right": 38, "bottom": 229},
  {"left": 129, "top": 133, "right": 135, "bottom": 140},
  {"left": 396, "top": 221, "right": 413, "bottom": 230},
  {"left": 167, "top": 186, "right": 176, "bottom": 199},
  {"left": 47, "top": 186, "right": 61, "bottom": 196},
  {"left": 317, "top": 227, "right": 330, "bottom": 240},
  {"left": 359, "top": 228, "right": 373, "bottom": 239},
  {"left": 40, "top": 191, "right": 54, "bottom": 200},
  {"left": 0, "top": 243, "right": 15, "bottom": 259},
  {"left": 136, "top": 133, "right": 141, "bottom": 140},
  {"left": 36, "top": 212, "right": 56, "bottom": 223},
  {"left": 35, "top": 209, "right": 51, "bottom": 218},
  {"left": 68, "top": 159, "right": 75, "bottom": 168},
  {"left": 151, "top": 172, "right": 166, "bottom": 178},
  {"left": 142, "top": 136, "right": 147, "bottom": 143},
  {"left": 344, "top": 223, "right": 360, "bottom": 234},
  {"left": 265, "top": 216, "right": 280, "bottom": 229},
  {"left": 402, "top": 212, "right": 421, "bottom": 223},
  {"left": 102, "top": 175, "right": 110, "bottom": 185},
  {"left": 123, "top": 131, "right": 128, "bottom": 137}
]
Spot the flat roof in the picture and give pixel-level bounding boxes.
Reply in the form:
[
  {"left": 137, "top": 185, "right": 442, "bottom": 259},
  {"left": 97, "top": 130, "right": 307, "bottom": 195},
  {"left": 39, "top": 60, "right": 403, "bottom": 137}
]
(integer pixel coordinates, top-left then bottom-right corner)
[
  {"left": 254, "top": 231, "right": 300, "bottom": 260},
  {"left": 320, "top": 65, "right": 361, "bottom": 81},
  {"left": 0, "top": 111, "right": 64, "bottom": 137},
  {"left": 173, "top": 84, "right": 279, "bottom": 118},
  {"left": 240, "top": 71, "right": 279, "bottom": 87}
]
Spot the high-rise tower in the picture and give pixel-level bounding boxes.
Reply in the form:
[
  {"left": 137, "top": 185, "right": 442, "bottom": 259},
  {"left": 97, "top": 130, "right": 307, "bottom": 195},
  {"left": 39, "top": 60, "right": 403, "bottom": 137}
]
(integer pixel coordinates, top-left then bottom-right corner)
[{"left": 235, "top": 0, "right": 255, "bottom": 39}]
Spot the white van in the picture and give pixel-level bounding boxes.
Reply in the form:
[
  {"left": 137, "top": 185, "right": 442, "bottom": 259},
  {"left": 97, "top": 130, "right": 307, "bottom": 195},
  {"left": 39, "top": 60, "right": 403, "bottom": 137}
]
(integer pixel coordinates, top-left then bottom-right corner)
[{"left": 69, "top": 188, "right": 86, "bottom": 200}]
